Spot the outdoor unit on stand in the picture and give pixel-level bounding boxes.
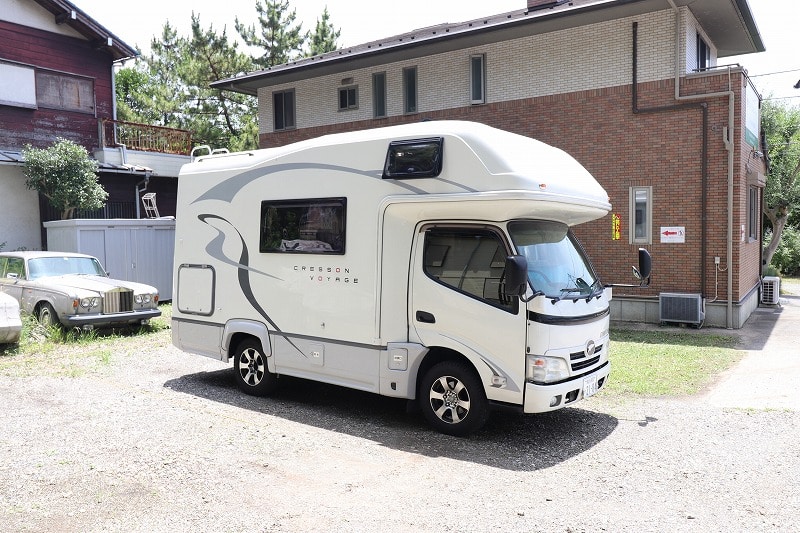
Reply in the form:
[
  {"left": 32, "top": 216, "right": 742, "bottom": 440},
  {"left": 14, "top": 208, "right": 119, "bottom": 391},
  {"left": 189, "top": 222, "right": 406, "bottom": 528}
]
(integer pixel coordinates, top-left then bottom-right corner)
[
  {"left": 659, "top": 293, "right": 705, "bottom": 326},
  {"left": 761, "top": 276, "right": 780, "bottom": 305}
]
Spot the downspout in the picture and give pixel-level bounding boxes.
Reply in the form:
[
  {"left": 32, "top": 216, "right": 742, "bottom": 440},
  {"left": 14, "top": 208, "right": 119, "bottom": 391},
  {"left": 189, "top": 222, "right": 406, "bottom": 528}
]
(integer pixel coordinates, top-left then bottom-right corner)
[
  {"left": 631, "top": 21, "right": 709, "bottom": 305},
  {"left": 666, "top": 0, "right": 735, "bottom": 328}
]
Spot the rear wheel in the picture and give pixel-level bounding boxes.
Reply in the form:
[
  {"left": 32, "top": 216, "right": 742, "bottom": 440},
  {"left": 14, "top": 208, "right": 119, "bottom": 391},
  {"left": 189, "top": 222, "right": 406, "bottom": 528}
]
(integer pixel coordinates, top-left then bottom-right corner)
[
  {"left": 233, "top": 338, "right": 277, "bottom": 396},
  {"left": 37, "top": 303, "right": 58, "bottom": 327},
  {"left": 419, "top": 360, "right": 489, "bottom": 436}
]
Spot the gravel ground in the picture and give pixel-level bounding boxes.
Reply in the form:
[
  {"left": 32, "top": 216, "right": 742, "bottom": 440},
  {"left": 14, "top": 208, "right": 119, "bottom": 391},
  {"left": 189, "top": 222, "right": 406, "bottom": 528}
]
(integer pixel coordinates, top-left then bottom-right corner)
[{"left": 0, "top": 324, "right": 798, "bottom": 532}]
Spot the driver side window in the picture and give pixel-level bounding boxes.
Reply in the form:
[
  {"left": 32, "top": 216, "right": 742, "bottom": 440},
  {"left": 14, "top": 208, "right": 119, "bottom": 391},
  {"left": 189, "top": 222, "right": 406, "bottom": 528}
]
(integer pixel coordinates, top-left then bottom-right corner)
[{"left": 423, "top": 228, "right": 516, "bottom": 312}]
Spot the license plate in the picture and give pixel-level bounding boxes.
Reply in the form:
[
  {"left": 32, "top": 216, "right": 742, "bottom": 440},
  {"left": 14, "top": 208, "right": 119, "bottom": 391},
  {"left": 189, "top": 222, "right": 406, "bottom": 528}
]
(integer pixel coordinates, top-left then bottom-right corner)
[{"left": 583, "top": 375, "right": 599, "bottom": 398}]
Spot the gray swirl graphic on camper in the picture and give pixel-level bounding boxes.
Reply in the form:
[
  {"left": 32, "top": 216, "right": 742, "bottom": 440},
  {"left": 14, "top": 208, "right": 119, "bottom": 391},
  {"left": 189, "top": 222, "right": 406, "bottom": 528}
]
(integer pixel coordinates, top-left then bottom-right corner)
[
  {"left": 190, "top": 163, "right": 437, "bottom": 205},
  {"left": 197, "top": 214, "right": 282, "bottom": 281}
]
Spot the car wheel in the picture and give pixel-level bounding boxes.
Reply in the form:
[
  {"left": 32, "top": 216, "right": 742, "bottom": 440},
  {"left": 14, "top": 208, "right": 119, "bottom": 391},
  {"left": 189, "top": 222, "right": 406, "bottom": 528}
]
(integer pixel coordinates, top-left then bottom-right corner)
[
  {"left": 38, "top": 303, "right": 59, "bottom": 327},
  {"left": 233, "top": 338, "right": 277, "bottom": 397},
  {"left": 419, "top": 360, "right": 489, "bottom": 436}
]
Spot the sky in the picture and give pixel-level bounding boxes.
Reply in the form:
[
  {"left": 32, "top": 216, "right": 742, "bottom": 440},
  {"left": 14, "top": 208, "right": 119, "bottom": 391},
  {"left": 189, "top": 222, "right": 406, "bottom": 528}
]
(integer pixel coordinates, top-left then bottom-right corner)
[{"left": 72, "top": 0, "right": 799, "bottom": 103}]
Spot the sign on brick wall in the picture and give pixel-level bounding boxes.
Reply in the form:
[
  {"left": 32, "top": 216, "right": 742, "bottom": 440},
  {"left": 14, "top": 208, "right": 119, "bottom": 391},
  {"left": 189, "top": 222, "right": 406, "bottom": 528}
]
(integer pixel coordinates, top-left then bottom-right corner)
[{"left": 660, "top": 226, "right": 685, "bottom": 243}]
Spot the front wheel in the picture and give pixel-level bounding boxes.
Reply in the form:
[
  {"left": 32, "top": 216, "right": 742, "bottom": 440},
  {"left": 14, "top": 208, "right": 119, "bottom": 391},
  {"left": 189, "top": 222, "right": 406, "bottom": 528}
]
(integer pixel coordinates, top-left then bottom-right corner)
[
  {"left": 233, "top": 338, "right": 277, "bottom": 397},
  {"left": 38, "top": 303, "right": 59, "bottom": 327},
  {"left": 419, "top": 361, "right": 489, "bottom": 436}
]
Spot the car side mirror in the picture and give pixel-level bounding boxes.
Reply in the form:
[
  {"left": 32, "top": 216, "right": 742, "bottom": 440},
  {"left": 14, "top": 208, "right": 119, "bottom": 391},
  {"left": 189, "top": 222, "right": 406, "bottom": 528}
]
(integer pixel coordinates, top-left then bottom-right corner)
[
  {"left": 503, "top": 255, "right": 528, "bottom": 297},
  {"left": 632, "top": 248, "right": 652, "bottom": 286}
]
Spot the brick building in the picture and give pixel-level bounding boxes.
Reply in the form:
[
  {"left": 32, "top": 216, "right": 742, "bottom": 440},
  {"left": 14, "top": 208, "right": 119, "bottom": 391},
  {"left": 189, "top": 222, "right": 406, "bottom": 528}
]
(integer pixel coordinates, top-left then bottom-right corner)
[
  {"left": 212, "top": 0, "right": 767, "bottom": 328},
  {"left": 1, "top": 0, "right": 189, "bottom": 251}
]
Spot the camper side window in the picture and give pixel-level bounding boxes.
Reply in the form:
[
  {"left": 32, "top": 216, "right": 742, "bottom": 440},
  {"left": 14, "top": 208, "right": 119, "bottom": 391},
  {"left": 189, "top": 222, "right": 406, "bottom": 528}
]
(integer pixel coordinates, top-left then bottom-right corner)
[
  {"left": 260, "top": 198, "right": 346, "bottom": 254},
  {"left": 423, "top": 227, "right": 517, "bottom": 313}
]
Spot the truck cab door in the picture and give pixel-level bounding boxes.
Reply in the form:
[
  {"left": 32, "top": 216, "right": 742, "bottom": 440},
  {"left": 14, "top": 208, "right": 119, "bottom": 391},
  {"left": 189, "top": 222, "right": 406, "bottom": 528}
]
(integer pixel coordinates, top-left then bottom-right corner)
[{"left": 410, "top": 224, "right": 527, "bottom": 403}]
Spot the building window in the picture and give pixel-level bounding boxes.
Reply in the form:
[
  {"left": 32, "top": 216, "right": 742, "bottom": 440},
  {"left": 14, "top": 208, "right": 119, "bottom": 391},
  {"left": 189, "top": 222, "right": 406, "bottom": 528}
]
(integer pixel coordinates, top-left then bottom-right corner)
[
  {"left": 696, "top": 33, "right": 710, "bottom": 71},
  {"left": 748, "top": 186, "right": 759, "bottom": 241},
  {"left": 338, "top": 85, "right": 358, "bottom": 110},
  {"left": 35, "top": 70, "right": 95, "bottom": 114},
  {"left": 630, "top": 186, "right": 652, "bottom": 244},
  {"left": 260, "top": 198, "right": 346, "bottom": 254},
  {"left": 403, "top": 66, "right": 417, "bottom": 114},
  {"left": 273, "top": 89, "right": 295, "bottom": 131},
  {"left": 470, "top": 54, "right": 486, "bottom": 104},
  {"left": 372, "top": 72, "right": 387, "bottom": 118}
]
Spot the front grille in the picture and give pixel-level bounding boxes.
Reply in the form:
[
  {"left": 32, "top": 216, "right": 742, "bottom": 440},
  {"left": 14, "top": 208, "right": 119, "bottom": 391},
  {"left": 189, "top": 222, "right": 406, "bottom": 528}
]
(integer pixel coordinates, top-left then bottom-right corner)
[
  {"left": 104, "top": 289, "right": 133, "bottom": 313},
  {"left": 571, "top": 355, "right": 600, "bottom": 372},
  {"left": 570, "top": 343, "right": 603, "bottom": 372}
]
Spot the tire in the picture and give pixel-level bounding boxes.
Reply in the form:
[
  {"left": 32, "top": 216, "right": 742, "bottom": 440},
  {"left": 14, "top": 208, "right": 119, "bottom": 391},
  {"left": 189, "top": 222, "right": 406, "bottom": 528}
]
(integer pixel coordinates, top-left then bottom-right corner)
[
  {"left": 419, "top": 360, "right": 489, "bottom": 436},
  {"left": 232, "top": 338, "right": 277, "bottom": 397},
  {"left": 38, "top": 303, "right": 59, "bottom": 327}
]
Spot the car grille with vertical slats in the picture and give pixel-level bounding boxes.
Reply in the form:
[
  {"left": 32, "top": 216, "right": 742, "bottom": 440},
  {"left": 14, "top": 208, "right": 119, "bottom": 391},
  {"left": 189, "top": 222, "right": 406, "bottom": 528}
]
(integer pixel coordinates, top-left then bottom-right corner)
[
  {"left": 103, "top": 289, "right": 133, "bottom": 314},
  {"left": 570, "top": 343, "right": 603, "bottom": 372}
]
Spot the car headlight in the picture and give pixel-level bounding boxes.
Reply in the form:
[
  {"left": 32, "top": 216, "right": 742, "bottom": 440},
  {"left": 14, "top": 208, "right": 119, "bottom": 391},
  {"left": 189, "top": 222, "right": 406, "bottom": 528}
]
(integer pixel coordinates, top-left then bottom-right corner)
[
  {"left": 80, "top": 297, "right": 100, "bottom": 309},
  {"left": 134, "top": 294, "right": 152, "bottom": 304},
  {"left": 526, "top": 355, "right": 570, "bottom": 383}
]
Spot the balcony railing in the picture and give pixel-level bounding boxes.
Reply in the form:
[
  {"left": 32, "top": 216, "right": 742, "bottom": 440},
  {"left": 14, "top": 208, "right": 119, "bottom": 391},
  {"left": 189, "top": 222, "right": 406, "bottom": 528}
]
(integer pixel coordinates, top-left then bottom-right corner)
[{"left": 99, "top": 119, "right": 192, "bottom": 155}]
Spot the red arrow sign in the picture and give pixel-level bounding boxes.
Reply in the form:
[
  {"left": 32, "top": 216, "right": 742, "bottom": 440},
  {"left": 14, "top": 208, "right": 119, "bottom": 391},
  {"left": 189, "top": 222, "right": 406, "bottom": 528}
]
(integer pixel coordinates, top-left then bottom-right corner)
[{"left": 662, "top": 230, "right": 678, "bottom": 236}]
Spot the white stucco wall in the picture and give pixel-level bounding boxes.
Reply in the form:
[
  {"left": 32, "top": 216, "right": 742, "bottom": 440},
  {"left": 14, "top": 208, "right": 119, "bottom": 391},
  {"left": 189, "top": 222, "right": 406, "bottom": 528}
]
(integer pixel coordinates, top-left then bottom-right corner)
[
  {"left": 0, "top": 0, "right": 84, "bottom": 39},
  {"left": 0, "top": 165, "right": 42, "bottom": 251},
  {"left": 258, "top": 8, "right": 690, "bottom": 134}
]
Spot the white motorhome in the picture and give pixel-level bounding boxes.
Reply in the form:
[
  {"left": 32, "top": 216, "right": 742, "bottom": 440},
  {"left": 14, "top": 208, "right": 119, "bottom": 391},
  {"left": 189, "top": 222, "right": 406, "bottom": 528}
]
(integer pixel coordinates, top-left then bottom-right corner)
[{"left": 172, "top": 121, "right": 650, "bottom": 436}]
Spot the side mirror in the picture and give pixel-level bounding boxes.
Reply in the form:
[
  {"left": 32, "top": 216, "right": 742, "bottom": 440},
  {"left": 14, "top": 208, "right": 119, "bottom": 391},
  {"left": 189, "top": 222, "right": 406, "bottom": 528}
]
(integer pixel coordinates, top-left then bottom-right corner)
[
  {"left": 504, "top": 255, "right": 528, "bottom": 297},
  {"left": 632, "top": 248, "right": 652, "bottom": 286}
]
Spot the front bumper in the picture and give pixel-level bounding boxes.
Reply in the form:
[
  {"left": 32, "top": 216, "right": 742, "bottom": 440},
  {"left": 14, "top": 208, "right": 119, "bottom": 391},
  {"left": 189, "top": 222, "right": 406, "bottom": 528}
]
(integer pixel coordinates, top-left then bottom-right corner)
[
  {"left": 64, "top": 309, "right": 161, "bottom": 328},
  {"left": 523, "top": 361, "right": 610, "bottom": 413}
]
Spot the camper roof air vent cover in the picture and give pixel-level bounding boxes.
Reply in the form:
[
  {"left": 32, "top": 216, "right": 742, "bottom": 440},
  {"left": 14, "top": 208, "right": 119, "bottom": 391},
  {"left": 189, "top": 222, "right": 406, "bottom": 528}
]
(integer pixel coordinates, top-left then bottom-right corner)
[{"left": 382, "top": 137, "right": 443, "bottom": 179}]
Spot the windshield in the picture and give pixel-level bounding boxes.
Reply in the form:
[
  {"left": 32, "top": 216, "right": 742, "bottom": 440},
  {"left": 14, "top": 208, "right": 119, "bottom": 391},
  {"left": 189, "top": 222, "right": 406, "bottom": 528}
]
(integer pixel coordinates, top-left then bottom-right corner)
[
  {"left": 28, "top": 256, "right": 106, "bottom": 280},
  {"left": 508, "top": 220, "right": 600, "bottom": 300}
]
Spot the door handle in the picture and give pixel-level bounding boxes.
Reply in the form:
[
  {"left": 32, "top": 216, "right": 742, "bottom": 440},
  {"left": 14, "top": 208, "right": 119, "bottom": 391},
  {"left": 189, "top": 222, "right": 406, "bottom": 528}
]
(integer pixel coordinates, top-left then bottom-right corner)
[{"left": 416, "top": 310, "right": 436, "bottom": 324}]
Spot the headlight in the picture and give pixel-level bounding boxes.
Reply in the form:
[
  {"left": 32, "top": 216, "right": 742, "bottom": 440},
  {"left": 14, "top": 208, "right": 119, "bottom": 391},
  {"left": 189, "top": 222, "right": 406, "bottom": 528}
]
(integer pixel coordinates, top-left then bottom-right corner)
[
  {"left": 134, "top": 294, "right": 152, "bottom": 304},
  {"left": 80, "top": 297, "right": 99, "bottom": 309},
  {"left": 526, "top": 355, "right": 570, "bottom": 383}
]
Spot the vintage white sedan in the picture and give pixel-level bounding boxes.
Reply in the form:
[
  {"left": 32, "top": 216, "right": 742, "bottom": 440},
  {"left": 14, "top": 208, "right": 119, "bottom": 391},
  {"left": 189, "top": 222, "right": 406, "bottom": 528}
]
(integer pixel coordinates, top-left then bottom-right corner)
[
  {"left": 0, "top": 251, "right": 160, "bottom": 329},
  {"left": 0, "top": 292, "right": 22, "bottom": 344}
]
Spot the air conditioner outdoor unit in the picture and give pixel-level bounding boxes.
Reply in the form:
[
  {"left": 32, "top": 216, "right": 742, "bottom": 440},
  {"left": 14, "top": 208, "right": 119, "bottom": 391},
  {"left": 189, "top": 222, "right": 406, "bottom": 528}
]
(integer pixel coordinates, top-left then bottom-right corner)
[
  {"left": 761, "top": 276, "right": 781, "bottom": 305},
  {"left": 659, "top": 293, "right": 705, "bottom": 326}
]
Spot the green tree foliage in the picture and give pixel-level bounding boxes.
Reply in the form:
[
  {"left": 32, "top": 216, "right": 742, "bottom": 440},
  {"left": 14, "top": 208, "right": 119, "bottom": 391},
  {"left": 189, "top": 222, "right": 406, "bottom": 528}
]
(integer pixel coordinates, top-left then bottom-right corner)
[
  {"left": 762, "top": 100, "right": 800, "bottom": 271},
  {"left": 114, "top": 65, "right": 162, "bottom": 124},
  {"left": 767, "top": 225, "right": 800, "bottom": 276},
  {"left": 306, "top": 6, "right": 340, "bottom": 57},
  {"left": 146, "top": 15, "right": 258, "bottom": 150},
  {"left": 236, "top": 0, "right": 306, "bottom": 68},
  {"left": 22, "top": 138, "right": 107, "bottom": 220}
]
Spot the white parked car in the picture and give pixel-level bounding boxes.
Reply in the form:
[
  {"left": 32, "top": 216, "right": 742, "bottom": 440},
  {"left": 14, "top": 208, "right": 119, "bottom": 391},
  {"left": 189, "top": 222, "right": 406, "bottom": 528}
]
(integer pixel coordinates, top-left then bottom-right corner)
[
  {"left": 0, "top": 292, "right": 22, "bottom": 344},
  {"left": 0, "top": 251, "right": 160, "bottom": 329}
]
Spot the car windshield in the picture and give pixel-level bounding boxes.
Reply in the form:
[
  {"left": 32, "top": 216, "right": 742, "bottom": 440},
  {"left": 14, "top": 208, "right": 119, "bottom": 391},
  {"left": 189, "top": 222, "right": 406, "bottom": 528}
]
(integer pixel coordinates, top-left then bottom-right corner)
[
  {"left": 507, "top": 220, "right": 600, "bottom": 300},
  {"left": 27, "top": 256, "right": 106, "bottom": 280}
]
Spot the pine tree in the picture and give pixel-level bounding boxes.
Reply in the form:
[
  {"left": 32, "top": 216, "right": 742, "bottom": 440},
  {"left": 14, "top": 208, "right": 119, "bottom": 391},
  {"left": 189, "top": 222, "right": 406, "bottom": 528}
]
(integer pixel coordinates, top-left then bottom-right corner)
[
  {"left": 235, "top": 0, "right": 306, "bottom": 69},
  {"left": 306, "top": 7, "right": 340, "bottom": 57}
]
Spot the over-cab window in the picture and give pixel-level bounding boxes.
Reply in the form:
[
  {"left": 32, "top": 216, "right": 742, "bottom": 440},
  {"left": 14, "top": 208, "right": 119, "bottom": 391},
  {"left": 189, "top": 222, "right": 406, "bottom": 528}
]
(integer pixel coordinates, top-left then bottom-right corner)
[
  {"left": 423, "top": 227, "right": 517, "bottom": 312},
  {"left": 383, "top": 137, "right": 443, "bottom": 179},
  {"left": 260, "top": 198, "right": 346, "bottom": 254}
]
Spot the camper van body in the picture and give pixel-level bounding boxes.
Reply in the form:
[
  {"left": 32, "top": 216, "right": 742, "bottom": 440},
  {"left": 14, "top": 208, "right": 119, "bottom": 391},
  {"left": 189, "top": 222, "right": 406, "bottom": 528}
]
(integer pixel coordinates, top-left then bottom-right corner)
[{"left": 172, "top": 121, "right": 615, "bottom": 435}]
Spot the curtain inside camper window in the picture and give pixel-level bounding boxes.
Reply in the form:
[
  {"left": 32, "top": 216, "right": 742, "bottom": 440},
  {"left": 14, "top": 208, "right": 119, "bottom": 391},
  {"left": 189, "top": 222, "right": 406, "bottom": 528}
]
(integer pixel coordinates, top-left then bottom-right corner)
[{"left": 259, "top": 198, "right": 346, "bottom": 254}]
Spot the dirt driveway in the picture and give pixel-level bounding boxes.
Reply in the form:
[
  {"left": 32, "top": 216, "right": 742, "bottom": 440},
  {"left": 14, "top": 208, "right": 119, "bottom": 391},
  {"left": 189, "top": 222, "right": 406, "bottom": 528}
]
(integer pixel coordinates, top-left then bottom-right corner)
[{"left": 1, "top": 326, "right": 798, "bottom": 532}]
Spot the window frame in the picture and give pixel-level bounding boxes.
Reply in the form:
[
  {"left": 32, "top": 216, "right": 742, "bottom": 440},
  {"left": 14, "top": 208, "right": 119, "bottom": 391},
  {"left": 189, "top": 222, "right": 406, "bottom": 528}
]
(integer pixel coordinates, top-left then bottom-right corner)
[
  {"left": 470, "top": 54, "right": 486, "bottom": 105},
  {"left": 629, "top": 186, "right": 652, "bottom": 245},
  {"left": 259, "top": 197, "right": 346, "bottom": 255},
  {"left": 422, "top": 225, "right": 518, "bottom": 314},
  {"left": 696, "top": 33, "right": 711, "bottom": 71},
  {"left": 748, "top": 185, "right": 760, "bottom": 242},
  {"left": 273, "top": 88, "right": 296, "bottom": 131},
  {"left": 35, "top": 70, "right": 95, "bottom": 114},
  {"left": 402, "top": 66, "right": 417, "bottom": 114},
  {"left": 338, "top": 85, "right": 358, "bottom": 111},
  {"left": 372, "top": 72, "right": 387, "bottom": 118},
  {"left": 382, "top": 137, "right": 444, "bottom": 179}
]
